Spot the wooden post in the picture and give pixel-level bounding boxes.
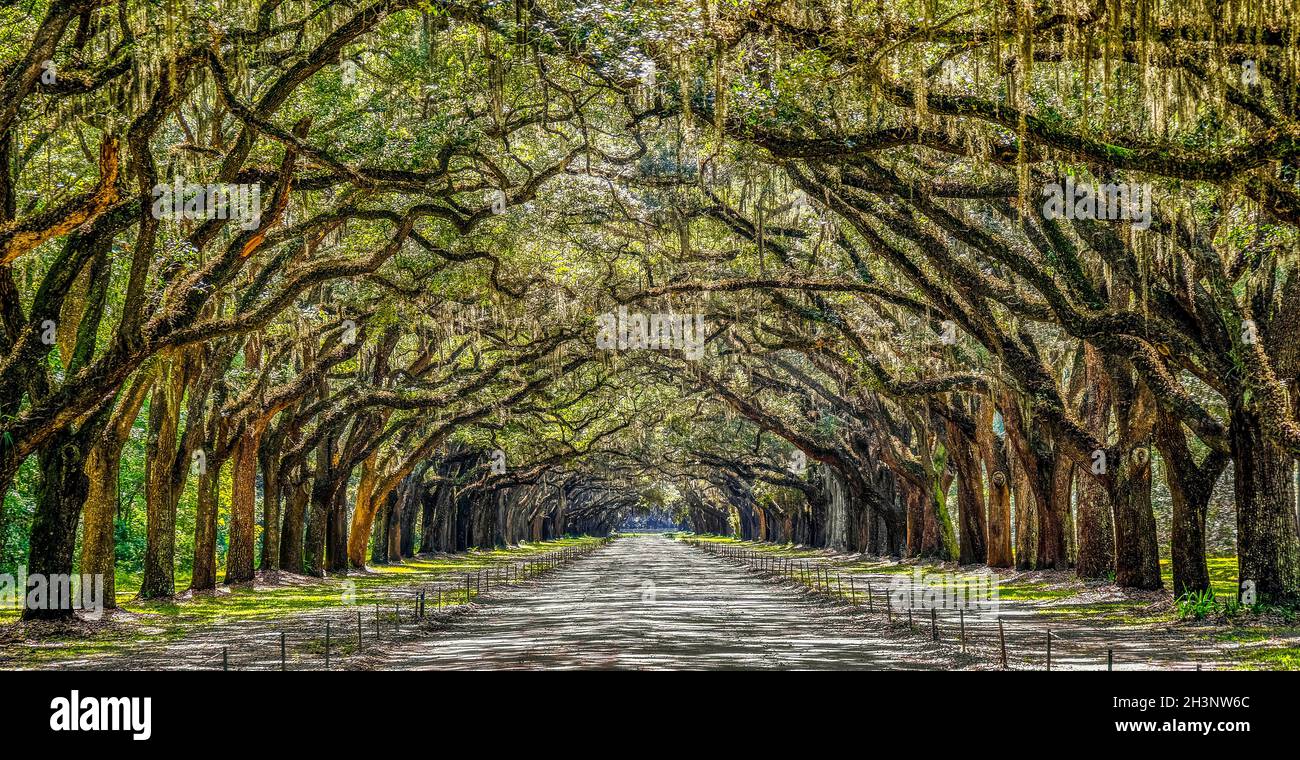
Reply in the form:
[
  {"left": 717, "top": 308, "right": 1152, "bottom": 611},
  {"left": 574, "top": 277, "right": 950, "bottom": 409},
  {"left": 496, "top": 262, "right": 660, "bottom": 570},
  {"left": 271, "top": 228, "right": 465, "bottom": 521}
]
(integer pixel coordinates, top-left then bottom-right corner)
[
  {"left": 959, "top": 608, "right": 965, "bottom": 653},
  {"left": 394, "top": 603, "right": 399, "bottom": 633},
  {"left": 1108, "top": 648, "right": 1113, "bottom": 671},
  {"left": 222, "top": 646, "right": 228, "bottom": 671},
  {"left": 907, "top": 606, "right": 913, "bottom": 630},
  {"left": 375, "top": 603, "right": 380, "bottom": 639},
  {"left": 850, "top": 576, "right": 857, "bottom": 605},
  {"left": 999, "top": 620, "right": 1007, "bottom": 668},
  {"left": 357, "top": 610, "right": 362, "bottom": 649},
  {"left": 886, "top": 594, "right": 892, "bottom": 623},
  {"left": 325, "top": 622, "right": 331, "bottom": 668},
  {"left": 280, "top": 631, "right": 286, "bottom": 671},
  {"left": 465, "top": 574, "right": 472, "bottom": 604},
  {"left": 1046, "top": 630, "right": 1052, "bottom": 671},
  {"left": 868, "top": 582, "right": 874, "bottom": 612},
  {"left": 930, "top": 608, "right": 938, "bottom": 641}
]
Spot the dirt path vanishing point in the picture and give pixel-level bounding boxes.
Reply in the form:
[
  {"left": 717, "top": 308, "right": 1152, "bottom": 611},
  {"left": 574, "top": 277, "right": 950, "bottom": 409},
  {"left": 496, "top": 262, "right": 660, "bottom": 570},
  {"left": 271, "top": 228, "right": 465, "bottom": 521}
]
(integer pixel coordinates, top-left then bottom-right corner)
[{"left": 365, "top": 534, "right": 963, "bottom": 670}]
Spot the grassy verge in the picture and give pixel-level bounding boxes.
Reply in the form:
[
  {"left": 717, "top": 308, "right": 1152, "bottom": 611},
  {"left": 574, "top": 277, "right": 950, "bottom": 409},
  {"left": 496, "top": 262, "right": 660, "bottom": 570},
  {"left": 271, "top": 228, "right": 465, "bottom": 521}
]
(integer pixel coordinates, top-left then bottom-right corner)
[
  {"left": 0, "top": 536, "right": 603, "bottom": 666},
  {"left": 679, "top": 535, "right": 1300, "bottom": 666}
]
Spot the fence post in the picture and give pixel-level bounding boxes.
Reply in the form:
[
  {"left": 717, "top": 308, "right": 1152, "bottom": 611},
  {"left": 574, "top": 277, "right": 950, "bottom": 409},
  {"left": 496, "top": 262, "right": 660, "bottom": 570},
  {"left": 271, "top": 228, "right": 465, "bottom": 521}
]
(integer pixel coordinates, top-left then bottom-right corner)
[
  {"left": 222, "top": 646, "right": 228, "bottom": 671},
  {"left": 357, "top": 610, "right": 362, "bottom": 650},
  {"left": 931, "top": 608, "right": 938, "bottom": 641},
  {"left": 850, "top": 576, "right": 857, "bottom": 606},
  {"left": 1046, "top": 630, "right": 1052, "bottom": 671},
  {"left": 868, "top": 582, "right": 874, "bottom": 612},
  {"left": 1108, "top": 648, "right": 1113, "bottom": 671},
  {"left": 280, "top": 631, "right": 286, "bottom": 671},
  {"left": 959, "top": 608, "right": 965, "bottom": 653},
  {"left": 325, "top": 622, "right": 331, "bottom": 669},
  {"left": 999, "top": 620, "right": 1008, "bottom": 668}
]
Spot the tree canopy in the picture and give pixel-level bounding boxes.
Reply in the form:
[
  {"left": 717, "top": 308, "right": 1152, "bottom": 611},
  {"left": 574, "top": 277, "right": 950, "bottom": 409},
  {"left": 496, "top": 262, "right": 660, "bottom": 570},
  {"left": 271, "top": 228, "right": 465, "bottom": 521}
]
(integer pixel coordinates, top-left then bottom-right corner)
[{"left": 2, "top": 0, "right": 1299, "bottom": 620}]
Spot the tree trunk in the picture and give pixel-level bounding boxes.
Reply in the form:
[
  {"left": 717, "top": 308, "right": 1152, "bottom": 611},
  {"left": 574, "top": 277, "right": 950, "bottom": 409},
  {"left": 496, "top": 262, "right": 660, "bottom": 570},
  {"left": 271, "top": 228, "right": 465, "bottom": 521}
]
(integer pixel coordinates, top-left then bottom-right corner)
[
  {"left": 79, "top": 368, "right": 152, "bottom": 610},
  {"left": 279, "top": 478, "right": 310, "bottom": 573},
  {"left": 258, "top": 425, "right": 283, "bottom": 573},
  {"left": 979, "top": 398, "right": 1013, "bottom": 567},
  {"left": 346, "top": 452, "right": 381, "bottom": 568},
  {"left": 947, "top": 417, "right": 987, "bottom": 564},
  {"left": 1075, "top": 347, "right": 1114, "bottom": 579},
  {"left": 23, "top": 425, "right": 96, "bottom": 619},
  {"left": 327, "top": 475, "right": 350, "bottom": 572},
  {"left": 304, "top": 474, "right": 331, "bottom": 577},
  {"left": 1012, "top": 462, "right": 1037, "bottom": 570},
  {"left": 1109, "top": 449, "right": 1162, "bottom": 589},
  {"left": 1106, "top": 362, "right": 1162, "bottom": 590},
  {"left": 225, "top": 426, "right": 260, "bottom": 584},
  {"left": 1231, "top": 403, "right": 1300, "bottom": 605},
  {"left": 1075, "top": 474, "right": 1115, "bottom": 579},
  {"left": 190, "top": 450, "right": 222, "bottom": 591},
  {"left": 1155, "top": 412, "right": 1226, "bottom": 597},
  {"left": 140, "top": 360, "right": 184, "bottom": 599}
]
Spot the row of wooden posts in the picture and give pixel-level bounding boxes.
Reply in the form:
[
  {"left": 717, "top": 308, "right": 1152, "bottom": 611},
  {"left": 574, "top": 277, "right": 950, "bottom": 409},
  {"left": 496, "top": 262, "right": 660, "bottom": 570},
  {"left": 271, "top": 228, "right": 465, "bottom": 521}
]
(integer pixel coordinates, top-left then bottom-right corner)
[
  {"left": 686, "top": 539, "right": 1156, "bottom": 671},
  {"left": 219, "top": 539, "right": 612, "bottom": 670}
]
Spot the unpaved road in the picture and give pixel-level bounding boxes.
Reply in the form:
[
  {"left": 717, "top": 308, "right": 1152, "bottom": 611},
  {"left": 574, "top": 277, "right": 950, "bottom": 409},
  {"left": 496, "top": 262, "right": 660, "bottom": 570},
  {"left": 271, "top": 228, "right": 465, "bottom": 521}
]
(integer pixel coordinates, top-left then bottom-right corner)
[{"left": 368, "top": 534, "right": 956, "bottom": 670}]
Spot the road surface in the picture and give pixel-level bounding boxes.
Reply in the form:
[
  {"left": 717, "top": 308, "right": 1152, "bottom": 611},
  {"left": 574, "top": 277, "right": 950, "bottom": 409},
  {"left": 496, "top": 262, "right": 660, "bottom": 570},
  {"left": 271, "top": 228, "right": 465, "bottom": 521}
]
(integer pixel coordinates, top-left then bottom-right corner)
[{"left": 369, "top": 534, "right": 955, "bottom": 670}]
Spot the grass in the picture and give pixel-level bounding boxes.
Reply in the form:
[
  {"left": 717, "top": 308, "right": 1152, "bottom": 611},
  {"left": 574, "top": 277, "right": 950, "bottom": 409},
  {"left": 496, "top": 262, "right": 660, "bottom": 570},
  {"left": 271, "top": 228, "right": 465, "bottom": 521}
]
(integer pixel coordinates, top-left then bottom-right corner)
[
  {"left": 0, "top": 536, "right": 603, "bottom": 666},
  {"left": 682, "top": 534, "right": 1088, "bottom": 600},
  {"left": 684, "top": 535, "right": 1300, "bottom": 667},
  {"left": 1235, "top": 644, "right": 1300, "bottom": 670},
  {"left": 1159, "top": 555, "right": 1240, "bottom": 599}
]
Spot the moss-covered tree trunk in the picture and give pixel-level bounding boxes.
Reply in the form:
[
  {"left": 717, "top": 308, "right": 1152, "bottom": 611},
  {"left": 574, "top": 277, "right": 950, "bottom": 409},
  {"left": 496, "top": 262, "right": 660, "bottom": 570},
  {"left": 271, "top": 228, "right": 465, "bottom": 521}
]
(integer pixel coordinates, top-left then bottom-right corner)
[
  {"left": 947, "top": 416, "right": 987, "bottom": 564},
  {"left": 1075, "top": 347, "right": 1114, "bottom": 579},
  {"left": 140, "top": 358, "right": 184, "bottom": 599},
  {"left": 191, "top": 445, "right": 223, "bottom": 591},
  {"left": 225, "top": 426, "right": 261, "bottom": 584},
  {"left": 1231, "top": 403, "right": 1300, "bottom": 605},
  {"left": 979, "top": 399, "right": 1013, "bottom": 568},
  {"left": 279, "top": 477, "right": 310, "bottom": 573}
]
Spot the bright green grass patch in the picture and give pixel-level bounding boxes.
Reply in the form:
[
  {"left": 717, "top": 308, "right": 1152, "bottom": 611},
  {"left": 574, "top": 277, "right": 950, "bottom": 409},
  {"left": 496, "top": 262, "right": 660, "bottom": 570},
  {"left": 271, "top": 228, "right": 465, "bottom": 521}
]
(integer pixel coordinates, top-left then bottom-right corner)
[
  {"left": 1235, "top": 644, "right": 1300, "bottom": 670},
  {"left": 995, "top": 582, "right": 1079, "bottom": 602},
  {"left": 1211, "top": 626, "right": 1277, "bottom": 643},
  {"left": 1158, "top": 555, "right": 1238, "bottom": 599},
  {"left": 1034, "top": 601, "right": 1160, "bottom": 624}
]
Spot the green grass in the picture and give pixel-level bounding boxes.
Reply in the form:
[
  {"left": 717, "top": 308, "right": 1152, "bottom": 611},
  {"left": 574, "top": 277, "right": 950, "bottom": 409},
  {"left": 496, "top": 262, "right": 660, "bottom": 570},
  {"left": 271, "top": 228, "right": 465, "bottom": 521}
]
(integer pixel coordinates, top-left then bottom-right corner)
[
  {"left": 1159, "top": 555, "right": 1239, "bottom": 599},
  {"left": 1033, "top": 600, "right": 1161, "bottom": 625},
  {"left": 0, "top": 536, "right": 603, "bottom": 665},
  {"left": 1235, "top": 644, "right": 1300, "bottom": 670},
  {"left": 685, "top": 535, "right": 1082, "bottom": 600}
]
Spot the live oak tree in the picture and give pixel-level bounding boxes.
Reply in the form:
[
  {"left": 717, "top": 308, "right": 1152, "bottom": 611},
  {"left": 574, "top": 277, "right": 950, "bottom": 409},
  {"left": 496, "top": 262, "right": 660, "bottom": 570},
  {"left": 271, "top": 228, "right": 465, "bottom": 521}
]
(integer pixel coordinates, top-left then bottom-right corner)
[{"left": 2, "top": 0, "right": 1299, "bottom": 621}]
